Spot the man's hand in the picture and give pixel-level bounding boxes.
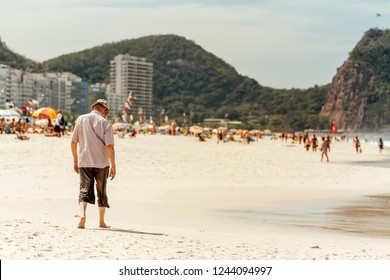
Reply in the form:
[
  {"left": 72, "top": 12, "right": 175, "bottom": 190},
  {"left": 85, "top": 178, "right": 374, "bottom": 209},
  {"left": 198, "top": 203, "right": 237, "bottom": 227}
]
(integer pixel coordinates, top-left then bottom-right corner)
[
  {"left": 109, "top": 165, "right": 116, "bottom": 180},
  {"left": 73, "top": 161, "right": 79, "bottom": 174},
  {"left": 71, "top": 141, "right": 79, "bottom": 173},
  {"left": 105, "top": 144, "right": 116, "bottom": 180}
]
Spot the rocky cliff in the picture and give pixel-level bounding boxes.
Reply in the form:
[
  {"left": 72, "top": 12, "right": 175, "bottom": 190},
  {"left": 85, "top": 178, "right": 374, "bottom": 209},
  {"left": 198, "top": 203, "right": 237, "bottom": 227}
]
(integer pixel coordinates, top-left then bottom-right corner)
[{"left": 320, "top": 29, "right": 390, "bottom": 132}]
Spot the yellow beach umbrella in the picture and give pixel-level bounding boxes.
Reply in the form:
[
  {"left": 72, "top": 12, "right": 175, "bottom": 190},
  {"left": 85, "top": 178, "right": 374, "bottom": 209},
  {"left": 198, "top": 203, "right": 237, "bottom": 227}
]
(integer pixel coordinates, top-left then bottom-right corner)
[{"left": 32, "top": 107, "right": 58, "bottom": 119}]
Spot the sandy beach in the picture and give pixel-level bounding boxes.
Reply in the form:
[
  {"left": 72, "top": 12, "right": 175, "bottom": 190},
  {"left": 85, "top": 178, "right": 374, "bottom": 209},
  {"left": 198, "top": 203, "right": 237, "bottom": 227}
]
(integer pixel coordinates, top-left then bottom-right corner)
[{"left": 1, "top": 132, "right": 390, "bottom": 260}]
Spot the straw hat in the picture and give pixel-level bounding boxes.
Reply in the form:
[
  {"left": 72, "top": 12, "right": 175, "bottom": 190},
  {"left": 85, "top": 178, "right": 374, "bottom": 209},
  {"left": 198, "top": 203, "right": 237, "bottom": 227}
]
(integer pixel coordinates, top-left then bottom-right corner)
[{"left": 91, "top": 99, "right": 109, "bottom": 111}]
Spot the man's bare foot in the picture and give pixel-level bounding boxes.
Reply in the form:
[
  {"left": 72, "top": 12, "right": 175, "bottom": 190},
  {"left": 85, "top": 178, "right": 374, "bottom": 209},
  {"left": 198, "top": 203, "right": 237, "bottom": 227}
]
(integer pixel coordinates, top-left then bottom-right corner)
[
  {"left": 78, "top": 216, "right": 86, "bottom": 229},
  {"left": 99, "top": 223, "right": 111, "bottom": 229}
]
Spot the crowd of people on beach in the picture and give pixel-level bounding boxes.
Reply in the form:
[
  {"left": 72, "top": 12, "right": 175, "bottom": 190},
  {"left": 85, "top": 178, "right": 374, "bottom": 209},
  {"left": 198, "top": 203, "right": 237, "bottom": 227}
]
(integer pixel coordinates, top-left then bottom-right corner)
[
  {"left": 0, "top": 111, "right": 70, "bottom": 140},
  {"left": 164, "top": 127, "right": 385, "bottom": 163},
  {"left": 278, "top": 132, "right": 386, "bottom": 162},
  {"left": 1, "top": 108, "right": 387, "bottom": 161},
  {"left": 113, "top": 121, "right": 386, "bottom": 161}
]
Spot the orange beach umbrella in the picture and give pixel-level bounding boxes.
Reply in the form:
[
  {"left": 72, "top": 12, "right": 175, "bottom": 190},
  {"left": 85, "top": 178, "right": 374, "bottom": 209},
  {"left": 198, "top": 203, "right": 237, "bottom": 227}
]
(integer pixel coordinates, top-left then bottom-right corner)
[{"left": 32, "top": 107, "right": 58, "bottom": 119}]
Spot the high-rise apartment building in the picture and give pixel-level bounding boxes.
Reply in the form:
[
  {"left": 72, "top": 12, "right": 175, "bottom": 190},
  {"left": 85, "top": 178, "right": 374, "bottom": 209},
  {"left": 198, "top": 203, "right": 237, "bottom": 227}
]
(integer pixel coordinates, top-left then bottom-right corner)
[
  {"left": 109, "top": 54, "right": 153, "bottom": 119},
  {"left": 0, "top": 68, "right": 88, "bottom": 115},
  {"left": 0, "top": 68, "right": 35, "bottom": 109},
  {"left": 0, "top": 64, "right": 11, "bottom": 108}
]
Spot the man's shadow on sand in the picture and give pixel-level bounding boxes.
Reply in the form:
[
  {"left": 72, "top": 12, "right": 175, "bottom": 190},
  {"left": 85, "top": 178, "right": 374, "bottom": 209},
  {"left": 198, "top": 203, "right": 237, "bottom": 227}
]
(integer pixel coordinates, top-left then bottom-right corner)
[{"left": 87, "top": 227, "right": 166, "bottom": 236}]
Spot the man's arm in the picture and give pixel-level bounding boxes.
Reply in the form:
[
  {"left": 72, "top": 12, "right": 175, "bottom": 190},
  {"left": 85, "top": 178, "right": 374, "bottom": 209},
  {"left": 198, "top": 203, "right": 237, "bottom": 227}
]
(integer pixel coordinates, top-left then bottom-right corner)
[
  {"left": 105, "top": 144, "right": 116, "bottom": 180},
  {"left": 71, "top": 141, "right": 79, "bottom": 173}
]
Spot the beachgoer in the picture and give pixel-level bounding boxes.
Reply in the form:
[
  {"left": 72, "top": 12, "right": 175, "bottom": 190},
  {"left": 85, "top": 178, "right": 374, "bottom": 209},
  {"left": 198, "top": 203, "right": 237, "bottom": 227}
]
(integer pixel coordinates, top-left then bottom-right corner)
[
  {"left": 54, "top": 110, "right": 62, "bottom": 137},
  {"left": 60, "top": 114, "right": 66, "bottom": 136},
  {"left": 246, "top": 131, "right": 251, "bottom": 144},
  {"left": 354, "top": 136, "right": 361, "bottom": 154},
  {"left": 24, "top": 118, "right": 30, "bottom": 133},
  {"left": 4, "top": 120, "right": 11, "bottom": 134},
  {"left": 0, "top": 118, "right": 4, "bottom": 134},
  {"left": 305, "top": 137, "right": 311, "bottom": 151},
  {"left": 9, "top": 118, "right": 16, "bottom": 133},
  {"left": 15, "top": 119, "right": 23, "bottom": 133},
  {"left": 199, "top": 133, "right": 206, "bottom": 141},
  {"left": 312, "top": 134, "right": 318, "bottom": 152},
  {"left": 326, "top": 135, "right": 332, "bottom": 152},
  {"left": 320, "top": 137, "right": 330, "bottom": 162},
  {"left": 71, "top": 99, "right": 116, "bottom": 229},
  {"left": 47, "top": 118, "right": 54, "bottom": 133},
  {"left": 378, "top": 138, "right": 384, "bottom": 153},
  {"left": 15, "top": 131, "right": 30, "bottom": 140},
  {"left": 217, "top": 128, "right": 223, "bottom": 143}
]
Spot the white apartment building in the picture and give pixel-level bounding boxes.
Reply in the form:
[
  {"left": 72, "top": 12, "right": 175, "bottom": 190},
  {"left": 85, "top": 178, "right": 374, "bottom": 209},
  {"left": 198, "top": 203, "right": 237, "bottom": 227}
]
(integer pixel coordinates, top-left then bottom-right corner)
[
  {"left": 109, "top": 54, "right": 153, "bottom": 119},
  {"left": 12, "top": 70, "right": 34, "bottom": 108},
  {"left": 32, "top": 73, "right": 54, "bottom": 108},
  {"left": 106, "top": 87, "right": 125, "bottom": 120},
  {"left": 0, "top": 67, "right": 35, "bottom": 109},
  {"left": 0, "top": 64, "right": 10, "bottom": 108},
  {"left": 0, "top": 68, "right": 88, "bottom": 115}
]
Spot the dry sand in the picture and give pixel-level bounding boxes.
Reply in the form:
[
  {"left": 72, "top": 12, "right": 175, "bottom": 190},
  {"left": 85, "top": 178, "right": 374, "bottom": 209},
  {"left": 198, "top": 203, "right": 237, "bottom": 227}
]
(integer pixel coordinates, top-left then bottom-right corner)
[{"left": 1, "top": 132, "right": 390, "bottom": 260}]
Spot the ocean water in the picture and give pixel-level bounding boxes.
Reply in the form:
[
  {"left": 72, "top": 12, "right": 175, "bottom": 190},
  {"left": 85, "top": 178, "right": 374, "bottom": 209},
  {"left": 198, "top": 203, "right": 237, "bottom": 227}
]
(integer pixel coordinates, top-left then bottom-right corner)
[
  {"left": 218, "top": 132, "right": 390, "bottom": 237},
  {"left": 220, "top": 194, "right": 390, "bottom": 238},
  {"left": 343, "top": 132, "right": 390, "bottom": 147}
]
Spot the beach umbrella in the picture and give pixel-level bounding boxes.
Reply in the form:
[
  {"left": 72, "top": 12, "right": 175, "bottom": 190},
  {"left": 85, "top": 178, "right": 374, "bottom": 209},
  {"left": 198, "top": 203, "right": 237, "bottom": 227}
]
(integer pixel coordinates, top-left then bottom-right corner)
[
  {"left": 0, "top": 109, "right": 20, "bottom": 118},
  {"left": 263, "top": 129, "right": 272, "bottom": 135},
  {"left": 35, "top": 119, "right": 49, "bottom": 126},
  {"left": 189, "top": 125, "right": 203, "bottom": 134},
  {"left": 32, "top": 107, "right": 57, "bottom": 119}
]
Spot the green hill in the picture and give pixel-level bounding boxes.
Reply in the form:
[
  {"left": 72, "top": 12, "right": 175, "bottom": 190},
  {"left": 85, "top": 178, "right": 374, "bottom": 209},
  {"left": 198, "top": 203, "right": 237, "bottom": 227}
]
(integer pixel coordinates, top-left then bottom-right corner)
[
  {"left": 321, "top": 28, "right": 390, "bottom": 131},
  {"left": 0, "top": 39, "right": 40, "bottom": 70},
  {"left": 0, "top": 34, "right": 329, "bottom": 131},
  {"left": 42, "top": 34, "right": 328, "bottom": 130}
]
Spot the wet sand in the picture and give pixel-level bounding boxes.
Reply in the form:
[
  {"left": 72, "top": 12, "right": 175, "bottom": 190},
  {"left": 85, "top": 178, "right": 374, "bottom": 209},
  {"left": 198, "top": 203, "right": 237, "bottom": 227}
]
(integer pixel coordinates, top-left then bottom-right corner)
[{"left": 221, "top": 194, "right": 390, "bottom": 238}]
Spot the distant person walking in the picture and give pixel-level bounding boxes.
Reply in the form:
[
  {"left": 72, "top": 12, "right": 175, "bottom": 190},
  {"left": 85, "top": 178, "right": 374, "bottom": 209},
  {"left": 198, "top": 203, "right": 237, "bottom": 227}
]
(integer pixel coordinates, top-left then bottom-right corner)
[
  {"left": 354, "top": 136, "right": 361, "bottom": 154},
  {"left": 304, "top": 137, "right": 311, "bottom": 151},
  {"left": 71, "top": 99, "right": 116, "bottom": 229},
  {"left": 217, "top": 128, "right": 223, "bottom": 143},
  {"left": 378, "top": 138, "right": 384, "bottom": 153},
  {"left": 320, "top": 137, "right": 330, "bottom": 162},
  {"left": 311, "top": 134, "right": 318, "bottom": 152}
]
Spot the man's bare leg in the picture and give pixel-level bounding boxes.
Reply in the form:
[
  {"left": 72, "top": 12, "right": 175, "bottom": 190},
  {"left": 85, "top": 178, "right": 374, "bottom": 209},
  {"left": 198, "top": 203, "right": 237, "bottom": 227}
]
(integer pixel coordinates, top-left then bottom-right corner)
[
  {"left": 78, "top": 202, "right": 87, "bottom": 229},
  {"left": 98, "top": 207, "right": 110, "bottom": 228}
]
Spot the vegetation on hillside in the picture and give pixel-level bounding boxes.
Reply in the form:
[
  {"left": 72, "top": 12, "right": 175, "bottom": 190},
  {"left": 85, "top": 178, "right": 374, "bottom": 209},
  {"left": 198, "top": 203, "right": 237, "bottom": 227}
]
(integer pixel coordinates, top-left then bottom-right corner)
[
  {"left": 41, "top": 35, "right": 328, "bottom": 131},
  {"left": 349, "top": 28, "right": 390, "bottom": 125},
  {"left": 0, "top": 39, "right": 40, "bottom": 71},
  {"left": 1, "top": 34, "right": 329, "bottom": 131}
]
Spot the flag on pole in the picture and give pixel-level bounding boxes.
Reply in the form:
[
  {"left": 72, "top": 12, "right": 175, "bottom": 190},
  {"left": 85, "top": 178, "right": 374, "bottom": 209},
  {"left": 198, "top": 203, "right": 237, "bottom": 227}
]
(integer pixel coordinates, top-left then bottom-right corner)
[
  {"left": 330, "top": 121, "right": 337, "bottom": 134},
  {"left": 123, "top": 91, "right": 137, "bottom": 114}
]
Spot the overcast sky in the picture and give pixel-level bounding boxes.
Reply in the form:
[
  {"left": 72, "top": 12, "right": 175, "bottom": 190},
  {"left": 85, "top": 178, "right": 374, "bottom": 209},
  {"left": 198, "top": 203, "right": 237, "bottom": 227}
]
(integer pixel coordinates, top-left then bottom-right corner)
[{"left": 1, "top": 0, "right": 389, "bottom": 89}]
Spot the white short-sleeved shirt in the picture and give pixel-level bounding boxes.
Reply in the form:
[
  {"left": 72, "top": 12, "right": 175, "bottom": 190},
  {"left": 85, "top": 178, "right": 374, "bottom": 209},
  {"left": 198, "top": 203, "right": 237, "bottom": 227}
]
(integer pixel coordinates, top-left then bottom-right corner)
[
  {"left": 55, "top": 113, "right": 62, "bottom": 126},
  {"left": 71, "top": 110, "right": 114, "bottom": 168}
]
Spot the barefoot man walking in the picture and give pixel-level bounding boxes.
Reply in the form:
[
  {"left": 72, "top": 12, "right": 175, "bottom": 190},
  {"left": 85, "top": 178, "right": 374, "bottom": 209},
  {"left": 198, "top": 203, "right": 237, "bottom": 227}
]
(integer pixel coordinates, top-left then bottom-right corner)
[{"left": 71, "top": 99, "right": 116, "bottom": 229}]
